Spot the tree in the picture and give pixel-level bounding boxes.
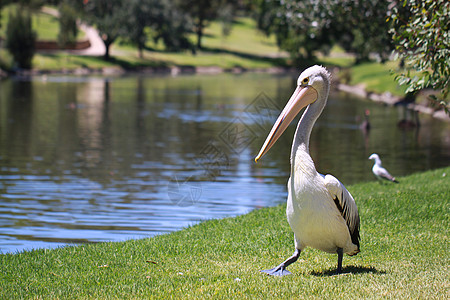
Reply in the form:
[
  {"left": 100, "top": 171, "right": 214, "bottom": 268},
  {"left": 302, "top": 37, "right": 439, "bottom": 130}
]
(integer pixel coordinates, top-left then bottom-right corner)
[
  {"left": 58, "top": 0, "right": 78, "bottom": 48},
  {"left": 82, "top": 0, "right": 128, "bottom": 60},
  {"left": 390, "top": 0, "right": 449, "bottom": 113},
  {"left": 5, "top": 7, "right": 37, "bottom": 69},
  {"left": 252, "top": 0, "right": 336, "bottom": 62},
  {"left": 125, "top": 0, "right": 153, "bottom": 58},
  {"left": 179, "top": 0, "right": 237, "bottom": 50},
  {"left": 125, "top": 0, "right": 192, "bottom": 57},
  {"left": 251, "top": 0, "right": 394, "bottom": 63},
  {"left": 150, "top": 0, "right": 192, "bottom": 52},
  {"left": 332, "top": 0, "right": 393, "bottom": 63}
]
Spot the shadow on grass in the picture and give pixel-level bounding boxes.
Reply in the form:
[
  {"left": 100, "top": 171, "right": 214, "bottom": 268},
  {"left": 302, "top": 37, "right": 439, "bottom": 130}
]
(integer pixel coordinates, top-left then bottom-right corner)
[
  {"left": 95, "top": 56, "right": 170, "bottom": 69},
  {"left": 310, "top": 265, "right": 386, "bottom": 277},
  {"left": 37, "top": 52, "right": 171, "bottom": 70},
  {"left": 201, "top": 47, "right": 289, "bottom": 67}
]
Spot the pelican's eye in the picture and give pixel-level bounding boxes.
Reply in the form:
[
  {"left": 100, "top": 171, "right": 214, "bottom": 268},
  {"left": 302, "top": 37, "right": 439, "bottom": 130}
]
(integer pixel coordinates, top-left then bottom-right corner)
[{"left": 301, "top": 77, "right": 309, "bottom": 85}]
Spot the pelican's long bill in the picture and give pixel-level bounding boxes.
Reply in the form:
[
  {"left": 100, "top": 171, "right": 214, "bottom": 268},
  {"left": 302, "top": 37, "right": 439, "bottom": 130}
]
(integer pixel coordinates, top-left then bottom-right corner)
[{"left": 255, "top": 85, "right": 318, "bottom": 162}]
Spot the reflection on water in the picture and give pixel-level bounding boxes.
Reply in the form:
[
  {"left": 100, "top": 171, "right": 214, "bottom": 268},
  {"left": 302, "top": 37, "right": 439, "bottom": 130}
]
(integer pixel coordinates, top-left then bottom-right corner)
[{"left": 0, "top": 73, "right": 449, "bottom": 253}]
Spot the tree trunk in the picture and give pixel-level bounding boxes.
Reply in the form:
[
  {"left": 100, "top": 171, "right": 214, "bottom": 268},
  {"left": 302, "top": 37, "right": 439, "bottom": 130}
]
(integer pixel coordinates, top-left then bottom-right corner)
[
  {"left": 104, "top": 42, "right": 111, "bottom": 60},
  {"left": 196, "top": 26, "right": 203, "bottom": 49},
  {"left": 196, "top": 17, "right": 204, "bottom": 50}
]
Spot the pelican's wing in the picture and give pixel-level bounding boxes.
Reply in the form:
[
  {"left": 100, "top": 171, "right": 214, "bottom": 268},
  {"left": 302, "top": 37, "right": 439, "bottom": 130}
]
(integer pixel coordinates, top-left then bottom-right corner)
[{"left": 323, "top": 174, "right": 360, "bottom": 248}]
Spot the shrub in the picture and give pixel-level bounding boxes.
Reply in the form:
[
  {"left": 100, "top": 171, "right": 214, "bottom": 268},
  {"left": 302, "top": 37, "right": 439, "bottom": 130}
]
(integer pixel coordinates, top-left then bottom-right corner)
[
  {"left": 58, "top": 2, "right": 78, "bottom": 48},
  {"left": 5, "top": 8, "right": 36, "bottom": 69}
]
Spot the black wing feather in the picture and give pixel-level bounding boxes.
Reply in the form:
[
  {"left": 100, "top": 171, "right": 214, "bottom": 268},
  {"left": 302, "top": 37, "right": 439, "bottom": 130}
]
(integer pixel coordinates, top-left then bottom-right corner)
[{"left": 333, "top": 193, "right": 360, "bottom": 250}]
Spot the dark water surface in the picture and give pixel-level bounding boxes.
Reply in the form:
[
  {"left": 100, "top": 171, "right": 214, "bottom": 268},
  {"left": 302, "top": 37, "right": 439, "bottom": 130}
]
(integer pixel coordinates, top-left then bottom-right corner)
[{"left": 0, "top": 73, "right": 449, "bottom": 253}]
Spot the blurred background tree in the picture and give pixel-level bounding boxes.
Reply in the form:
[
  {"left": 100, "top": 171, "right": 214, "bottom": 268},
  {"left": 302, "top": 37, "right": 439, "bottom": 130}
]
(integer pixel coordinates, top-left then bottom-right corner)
[
  {"left": 125, "top": 0, "right": 155, "bottom": 58},
  {"left": 148, "top": 0, "right": 192, "bottom": 53},
  {"left": 5, "top": 6, "right": 36, "bottom": 69},
  {"left": 57, "top": 0, "right": 78, "bottom": 48},
  {"left": 332, "top": 0, "right": 393, "bottom": 63},
  {"left": 179, "top": 0, "right": 238, "bottom": 50},
  {"left": 81, "top": 0, "right": 128, "bottom": 60},
  {"left": 251, "top": 0, "right": 394, "bottom": 64},
  {"left": 390, "top": 0, "right": 449, "bottom": 113}
]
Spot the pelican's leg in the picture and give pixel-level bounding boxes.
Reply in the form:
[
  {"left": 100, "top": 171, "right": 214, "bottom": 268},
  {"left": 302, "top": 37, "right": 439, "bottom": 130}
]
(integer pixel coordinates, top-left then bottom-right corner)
[
  {"left": 336, "top": 247, "right": 343, "bottom": 274},
  {"left": 260, "top": 249, "right": 301, "bottom": 276}
]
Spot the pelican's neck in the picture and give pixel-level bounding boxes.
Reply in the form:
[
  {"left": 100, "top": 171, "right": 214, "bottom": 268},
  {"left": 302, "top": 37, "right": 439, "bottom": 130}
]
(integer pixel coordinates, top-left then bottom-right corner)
[{"left": 290, "top": 93, "right": 327, "bottom": 164}]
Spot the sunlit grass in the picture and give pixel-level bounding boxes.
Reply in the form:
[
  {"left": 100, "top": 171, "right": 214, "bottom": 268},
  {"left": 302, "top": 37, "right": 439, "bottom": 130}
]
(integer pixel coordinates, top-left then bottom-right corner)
[
  {"left": 119, "top": 17, "right": 288, "bottom": 69},
  {"left": 1, "top": 167, "right": 448, "bottom": 298},
  {"left": 27, "top": 16, "right": 288, "bottom": 71},
  {"left": 348, "top": 61, "right": 407, "bottom": 96},
  {"left": 201, "top": 18, "right": 284, "bottom": 57},
  {"left": 0, "top": 4, "right": 85, "bottom": 41}
]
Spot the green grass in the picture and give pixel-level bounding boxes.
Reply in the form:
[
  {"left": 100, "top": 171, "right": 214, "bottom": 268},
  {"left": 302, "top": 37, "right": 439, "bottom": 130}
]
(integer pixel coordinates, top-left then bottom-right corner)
[
  {"left": 0, "top": 5, "right": 58, "bottom": 40},
  {"left": 0, "top": 13, "right": 287, "bottom": 71},
  {"left": 0, "top": 5, "right": 85, "bottom": 41},
  {"left": 32, "top": 10, "right": 60, "bottom": 40},
  {"left": 23, "top": 16, "right": 287, "bottom": 71},
  {"left": 110, "top": 17, "right": 288, "bottom": 70},
  {"left": 1, "top": 167, "right": 449, "bottom": 299},
  {"left": 347, "top": 61, "right": 408, "bottom": 96}
]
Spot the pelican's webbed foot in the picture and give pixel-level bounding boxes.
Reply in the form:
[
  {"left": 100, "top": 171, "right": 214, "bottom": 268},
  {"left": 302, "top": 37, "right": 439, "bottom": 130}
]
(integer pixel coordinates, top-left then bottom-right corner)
[
  {"left": 260, "top": 265, "right": 292, "bottom": 276},
  {"left": 260, "top": 249, "right": 301, "bottom": 276}
]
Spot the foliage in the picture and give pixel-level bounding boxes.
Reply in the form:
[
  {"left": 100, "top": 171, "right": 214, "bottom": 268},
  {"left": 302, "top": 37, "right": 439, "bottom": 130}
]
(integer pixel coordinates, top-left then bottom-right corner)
[
  {"left": 81, "top": 0, "right": 192, "bottom": 59},
  {"left": 253, "top": 0, "right": 334, "bottom": 62},
  {"left": 0, "top": 2, "right": 3, "bottom": 30},
  {"left": 147, "top": 0, "right": 192, "bottom": 52},
  {"left": 0, "top": 167, "right": 449, "bottom": 298},
  {"left": 82, "top": 0, "right": 129, "bottom": 60},
  {"left": 123, "top": 0, "right": 192, "bottom": 57},
  {"left": 124, "top": 0, "right": 154, "bottom": 58},
  {"left": 179, "top": 0, "right": 238, "bottom": 50},
  {"left": 252, "top": 0, "right": 394, "bottom": 64},
  {"left": 5, "top": 7, "right": 36, "bottom": 69},
  {"left": 390, "top": 0, "right": 450, "bottom": 113},
  {"left": 57, "top": 0, "right": 78, "bottom": 47},
  {"left": 334, "top": 1, "right": 393, "bottom": 63}
]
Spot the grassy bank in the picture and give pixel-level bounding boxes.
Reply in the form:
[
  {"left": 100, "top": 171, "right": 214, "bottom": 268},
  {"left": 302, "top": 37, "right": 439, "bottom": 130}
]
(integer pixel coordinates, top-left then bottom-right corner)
[
  {"left": 0, "top": 11, "right": 287, "bottom": 71},
  {"left": 1, "top": 167, "right": 449, "bottom": 298},
  {"left": 0, "top": 6, "right": 409, "bottom": 99}
]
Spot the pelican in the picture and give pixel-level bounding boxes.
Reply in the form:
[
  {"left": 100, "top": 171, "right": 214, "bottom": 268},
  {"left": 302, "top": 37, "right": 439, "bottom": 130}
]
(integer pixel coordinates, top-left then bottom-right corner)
[
  {"left": 255, "top": 65, "right": 360, "bottom": 276},
  {"left": 368, "top": 153, "right": 398, "bottom": 183}
]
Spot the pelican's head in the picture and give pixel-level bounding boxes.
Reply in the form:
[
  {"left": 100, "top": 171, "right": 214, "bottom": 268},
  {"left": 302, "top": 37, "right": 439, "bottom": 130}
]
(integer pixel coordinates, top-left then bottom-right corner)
[{"left": 254, "top": 65, "right": 331, "bottom": 162}]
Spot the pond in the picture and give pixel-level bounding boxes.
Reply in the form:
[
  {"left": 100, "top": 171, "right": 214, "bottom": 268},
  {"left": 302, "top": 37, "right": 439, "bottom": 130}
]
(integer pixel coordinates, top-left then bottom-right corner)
[{"left": 1, "top": 72, "right": 449, "bottom": 253}]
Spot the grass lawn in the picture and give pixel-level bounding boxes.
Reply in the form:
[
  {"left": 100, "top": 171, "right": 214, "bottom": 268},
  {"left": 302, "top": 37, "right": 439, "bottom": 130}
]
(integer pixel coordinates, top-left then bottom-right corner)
[
  {"left": 28, "top": 16, "right": 288, "bottom": 71},
  {"left": 348, "top": 61, "right": 408, "bottom": 97},
  {"left": 0, "top": 4, "right": 85, "bottom": 41},
  {"left": 1, "top": 167, "right": 448, "bottom": 298},
  {"left": 0, "top": 15, "right": 288, "bottom": 72}
]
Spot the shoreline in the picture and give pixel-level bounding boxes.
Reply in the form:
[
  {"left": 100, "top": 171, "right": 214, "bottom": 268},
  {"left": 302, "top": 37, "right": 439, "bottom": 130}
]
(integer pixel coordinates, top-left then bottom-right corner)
[
  {"left": 1, "top": 65, "right": 448, "bottom": 122},
  {"left": 335, "top": 82, "right": 449, "bottom": 122}
]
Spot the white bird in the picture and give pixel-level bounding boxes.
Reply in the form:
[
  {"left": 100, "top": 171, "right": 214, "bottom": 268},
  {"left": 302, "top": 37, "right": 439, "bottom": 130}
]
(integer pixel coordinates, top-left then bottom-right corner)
[
  {"left": 368, "top": 153, "right": 398, "bottom": 183},
  {"left": 255, "top": 65, "right": 360, "bottom": 275}
]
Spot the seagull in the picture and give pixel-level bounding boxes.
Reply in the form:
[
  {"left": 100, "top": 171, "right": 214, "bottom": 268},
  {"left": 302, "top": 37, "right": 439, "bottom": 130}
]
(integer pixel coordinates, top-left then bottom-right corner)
[
  {"left": 255, "top": 65, "right": 360, "bottom": 275},
  {"left": 368, "top": 153, "right": 398, "bottom": 183}
]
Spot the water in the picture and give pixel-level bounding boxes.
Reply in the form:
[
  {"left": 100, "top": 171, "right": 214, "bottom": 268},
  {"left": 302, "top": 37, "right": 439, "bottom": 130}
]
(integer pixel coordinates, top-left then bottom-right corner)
[{"left": 0, "top": 73, "right": 449, "bottom": 253}]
